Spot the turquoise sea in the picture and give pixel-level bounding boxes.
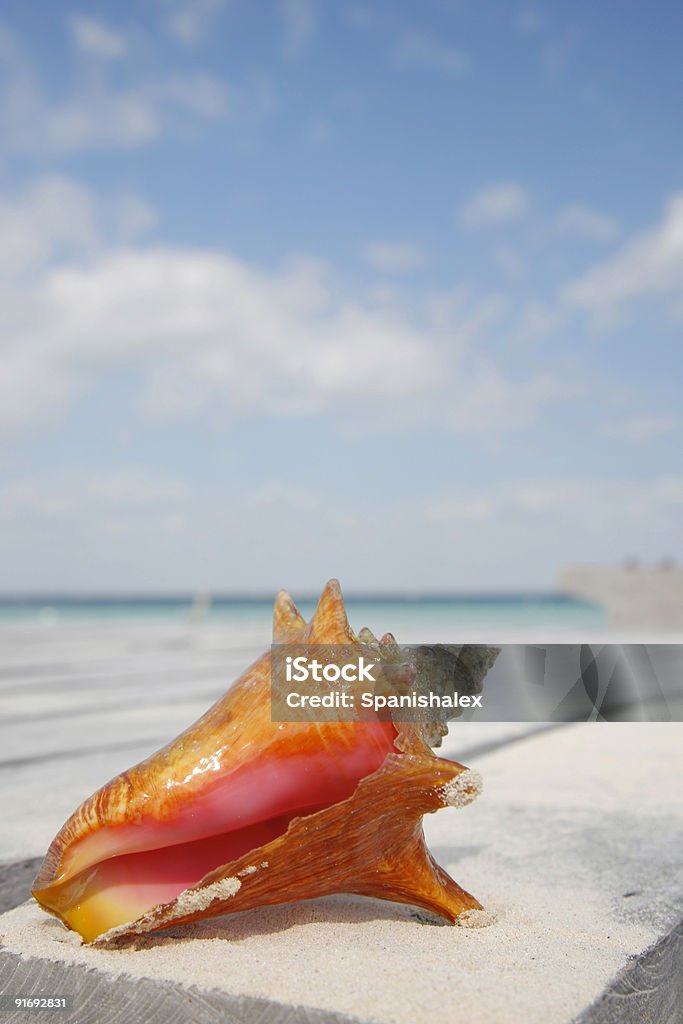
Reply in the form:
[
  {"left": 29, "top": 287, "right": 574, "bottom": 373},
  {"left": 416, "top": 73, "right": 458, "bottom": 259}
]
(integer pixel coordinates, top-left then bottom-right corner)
[{"left": 0, "top": 593, "right": 605, "bottom": 637}]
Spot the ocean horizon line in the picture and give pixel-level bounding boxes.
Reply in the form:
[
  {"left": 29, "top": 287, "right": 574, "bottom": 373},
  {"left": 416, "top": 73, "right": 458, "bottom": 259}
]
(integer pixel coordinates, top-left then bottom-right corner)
[{"left": 0, "top": 591, "right": 597, "bottom": 607}]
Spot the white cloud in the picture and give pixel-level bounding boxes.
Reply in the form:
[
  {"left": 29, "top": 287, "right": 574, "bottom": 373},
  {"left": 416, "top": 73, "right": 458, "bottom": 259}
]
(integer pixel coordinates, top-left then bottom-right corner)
[
  {"left": 158, "top": 73, "right": 226, "bottom": 117},
  {"left": 459, "top": 183, "right": 528, "bottom": 228},
  {"left": 0, "top": 470, "right": 189, "bottom": 529},
  {"left": 424, "top": 476, "right": 683, "bottom": 560},
  {"left": 0, "top": 177, "right": 576, "bottom": 442},
  {"left": 445, "top": 476, "right": 683, "bottom": 522},
  {"left": 443, "top": 364, "right": 576, "bottom": 435},
  {"left": 4, "top": 464, "right": 680, "bottom": 591},
  {"left": 425, "top": 288, "right": 506, "bottom": 339},
  {"left": 387, "top": 472, "right": 683, "bottom": 591},
  {"left": 605, "top": 415, "right": 679, "bottom": 443},
  {"left": 364, "top": 241, "right": 426, "bottom": 273},
  {"left": 0, "top": 176, "right": 159, "bottom": 276},
  {"left": 0, "top": 176, "right": 98, "bottom": 276},
  {"left": 393, "top": 31, "right": 468, "bottom": 76},
  {"left": 280, "top": 0, "right": 317, "bottom": 60},
  {"left": 1, "top": 75, "right": 226, "bottom": 154},
  {"left": 556, "top": 203, "right": 619, "bottom": 243},
  {"left": 0, "top": 350, "right": 79, "bottom": 436},
  {"left": 0, "top": 24, "right": 232, "bottom": 155},
  {"left": 69, "top": 15, "right": 126, "bottom": 58},
  {"left": 0, "top": 172, "right": 584, "bottom": 449},
  {"left": 563, "top": 194, "right": 683, "bottom": 327},
  {"left": 0, "top": 245, "right": 439, "bottom": 436},
  {"left": 165, "top": 0, "right": 226, "bottom": 45}
]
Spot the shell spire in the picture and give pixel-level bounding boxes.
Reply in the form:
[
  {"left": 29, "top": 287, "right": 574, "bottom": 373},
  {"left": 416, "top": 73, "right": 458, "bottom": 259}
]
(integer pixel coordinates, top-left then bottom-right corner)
[
  {"left": 306, "top": 578, "right": 353, "bottom": 644},
  {"left": 272, "top": 589, "right": 306, "bottom": 642}
]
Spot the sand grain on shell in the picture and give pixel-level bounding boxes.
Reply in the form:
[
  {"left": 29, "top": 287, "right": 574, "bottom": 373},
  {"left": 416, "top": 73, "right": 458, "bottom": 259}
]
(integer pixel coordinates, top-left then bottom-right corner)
[
  {"left": 173, "top": 875, "right": 241, "bottom": 915},
  {"left": 440, "top": 769, "right": 483, "bottom": 808}
]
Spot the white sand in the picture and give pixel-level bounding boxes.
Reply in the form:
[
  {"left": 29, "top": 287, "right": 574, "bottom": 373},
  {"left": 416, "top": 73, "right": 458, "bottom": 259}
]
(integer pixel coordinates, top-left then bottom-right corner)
[{"left": 2, "top": 723, "right": 682, "bottom": 1024}]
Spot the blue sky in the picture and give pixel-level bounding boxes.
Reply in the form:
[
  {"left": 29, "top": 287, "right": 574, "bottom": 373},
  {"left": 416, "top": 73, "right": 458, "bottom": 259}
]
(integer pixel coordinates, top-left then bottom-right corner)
[{"left": 0, "top": 0, "right": 681, "bottom": 591}]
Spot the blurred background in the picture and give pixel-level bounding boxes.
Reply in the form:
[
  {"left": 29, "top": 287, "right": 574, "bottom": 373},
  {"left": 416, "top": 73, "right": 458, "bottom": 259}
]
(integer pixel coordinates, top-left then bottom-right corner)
[
  {"left": 0, "top": 0, "right": 681, "bottom": 630},
  {"left": 1, "top": 3, "right": 682, "bottom": 891}
]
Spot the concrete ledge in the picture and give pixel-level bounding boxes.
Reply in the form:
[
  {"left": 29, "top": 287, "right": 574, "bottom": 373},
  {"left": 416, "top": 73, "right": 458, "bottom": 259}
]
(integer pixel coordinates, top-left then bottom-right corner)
[
  {"left": 0, "top": 862, "right": 42, "bottom": 917},
  {"left": 2, "top": 724, "right": 682, "bottom": 1024},
  {"left": 2, "top": 920, "right": 682, "bottom": 1024},
  {"left": 0, "top": 949, "right": 362, "bottom": 1024},
  {"left": 575, "top": 918, "right": 683, "bottom": 1024}
]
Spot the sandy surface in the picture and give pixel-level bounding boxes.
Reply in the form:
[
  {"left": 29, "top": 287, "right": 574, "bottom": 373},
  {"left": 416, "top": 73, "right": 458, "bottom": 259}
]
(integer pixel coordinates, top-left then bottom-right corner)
[{"left": 2, "top": 723, "right": 682, "bottom": 1024}]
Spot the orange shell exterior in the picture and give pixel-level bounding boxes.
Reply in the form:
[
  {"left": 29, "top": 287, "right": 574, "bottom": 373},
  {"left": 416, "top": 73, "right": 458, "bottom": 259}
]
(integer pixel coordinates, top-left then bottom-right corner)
[{"left": 32, "top": 580, "right": 483, "bottom": 943}]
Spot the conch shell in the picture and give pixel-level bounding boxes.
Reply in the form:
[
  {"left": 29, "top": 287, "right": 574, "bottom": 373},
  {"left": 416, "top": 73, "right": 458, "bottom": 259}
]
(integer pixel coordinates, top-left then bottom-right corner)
[{"left": 32, "top": 580, "right": 483, "bottom": 944}]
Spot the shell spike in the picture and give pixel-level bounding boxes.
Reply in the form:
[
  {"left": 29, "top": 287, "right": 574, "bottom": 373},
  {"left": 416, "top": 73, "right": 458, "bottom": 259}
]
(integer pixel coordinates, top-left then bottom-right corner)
[
  {"left": 272, "top": 589, "right": 306, "bottom": 642},
  {"left": 355, "top": 830, "right": 482, "bottom": 924},
  {"left": 380, "top": 632, "right": 400, "bottom": 656},
  {"left": 344, "top": 757, "right": 483, "bottom": 921},
  {"left": 306, "top": 578, "right": 353, "bottom": 644}
]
